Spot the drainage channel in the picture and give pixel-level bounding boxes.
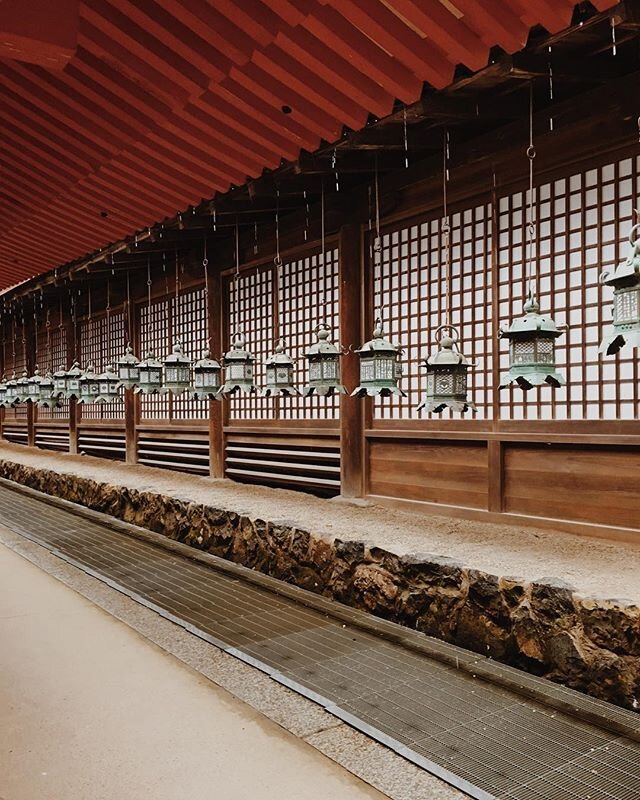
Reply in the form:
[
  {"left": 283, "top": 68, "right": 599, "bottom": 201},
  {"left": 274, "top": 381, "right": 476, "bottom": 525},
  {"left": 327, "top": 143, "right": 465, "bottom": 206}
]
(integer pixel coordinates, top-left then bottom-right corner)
[{"left": 1, "top": 477, "right": 639, "bottom": 800}]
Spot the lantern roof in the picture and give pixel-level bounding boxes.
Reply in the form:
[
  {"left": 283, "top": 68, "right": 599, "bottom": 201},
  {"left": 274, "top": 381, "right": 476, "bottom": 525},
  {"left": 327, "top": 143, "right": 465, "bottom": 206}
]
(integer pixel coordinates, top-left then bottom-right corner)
[
  {"left": 81, "top": 363, "right": 98, "bottom": 380},
  {"left": 424, "top": 332, "right": 473, "bottom": 368},
  {"left": 66, "top": 361, "right": 83, "bottom": 378},
  {"left": 600, "top": 224, "right": 640, "bottom": 288},
  {"left": 265, "top": 339, "right": 295, "bottom": 366},
  {"left": 306, "top": 324, "right": 341, "bottom": 357},
  {"left": 117, "top": 344, "right": 140, "bottom": 366},
  {"left": 138, "top": 351, "right": 162, "bottom": 369},
  {"left": 224, "top": 333, "right": 254, "bottom": 362},
  {"left": 28, "top": 367, "right": 43, "bottom": 385},
  {"left": 97, "top": 364, "right": 118, "bottom": 381},
  {"left": 357, "top": 320, "right": 401, "bottom": 355},
  {"left": 500, "top": 292, "right": 563, "bottom": 339},
  {"left": 194, "top": 350, "right": 221, "bottom": 370},
  {"left": 163, "top": 339, "right": 191, "bottom": 365}
]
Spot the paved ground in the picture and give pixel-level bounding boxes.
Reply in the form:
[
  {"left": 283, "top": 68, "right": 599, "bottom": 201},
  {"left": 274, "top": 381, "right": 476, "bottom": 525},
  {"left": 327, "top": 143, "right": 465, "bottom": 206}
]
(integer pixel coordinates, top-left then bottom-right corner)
[
  {"left": 0, "top": 541, "right": 391, "bottom": 800},
  {"left": 0, "top": 523, "right": 464, "bottom": 800},
  {"left": 1, "top": 441, "right": 639, "bottom": 603}
]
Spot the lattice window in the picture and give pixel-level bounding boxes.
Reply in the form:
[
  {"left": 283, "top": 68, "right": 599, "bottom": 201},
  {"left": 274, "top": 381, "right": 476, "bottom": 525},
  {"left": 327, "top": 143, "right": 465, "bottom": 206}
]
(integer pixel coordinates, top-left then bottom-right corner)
[
  {"left": 279, "top": 248, "right": 340, "bottom": 421},
  {"left": 498, "top": 154, "right": 639, "bottom": 421},
  {"left": 373, "top": 204, "right": 493, "bottom": 420},
  {"left": 1, "top": 312, "right": 28, "bottom": 422},
  {"left": 227, "top": 267, "right": 275, "bottom": 420},
  {"left": 36, "top": 325, "right": 68, "bottom": 420},
  {"left": 79, "top": 312, "right": 126, "bottom": 421},
  {"left": 138, "top": 289, "right": 208, "bottom": 421},
  {"left": 139, "top": 297, "right": 170, "bottom": 419},
  {"left": 172, "top": 288, "right": 208, "bottom": 420}
]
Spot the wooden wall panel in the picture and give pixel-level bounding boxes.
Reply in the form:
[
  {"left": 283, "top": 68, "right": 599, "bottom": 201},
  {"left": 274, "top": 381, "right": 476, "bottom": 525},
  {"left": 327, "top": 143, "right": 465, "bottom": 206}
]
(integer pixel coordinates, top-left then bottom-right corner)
[
  {"left": 504, "top": 444, "right": 640, "bottom": 528},
  {"left": 368, "top": 438, "right": 488, "bottom": 509}
]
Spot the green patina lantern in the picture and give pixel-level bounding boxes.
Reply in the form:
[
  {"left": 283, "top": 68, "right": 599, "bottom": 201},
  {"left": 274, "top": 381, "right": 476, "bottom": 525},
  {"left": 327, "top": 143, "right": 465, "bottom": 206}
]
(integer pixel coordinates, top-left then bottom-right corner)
[
  {"left": 162, "top": 338, "right": 192, "bottom": 395},
  {"left": 220, "top": 332, "right": 256, "bottom": 395},
  {"left": 26, "top": 367, "right": 44, "bottom": 404},
  {"left": 5, "top": 372, "right": 18, "bottom": 406},
  {"left": 192, "top": 350, "right": 222, "bottom": 400},
  {"left": 37, "top": 372, "right": 59, "bottom": 408},
  {"left": 64, "top": 361, "right": 83, "bottom": 400},
  {"left": 302, "top": 323, "right": 346, "bottom": 397},
  {"left": 499, "top": 291, "right": 565, "bottom": 390},
  {"left": 96, "top": 364, "right": 122, "bottom": 404},
  {"left": 52, "top": 365, "right": 67, "bottom": 400},
  {"left": 116, "top": 344, "right": 140, "bottom": 390},
  {"left": 261, "top": 338, "right": 299, "bottom": 397},
  {"left": 352, "top": 319, "right": 405, "bottom": 397},
  {"left": 0, "top": 376, "right": 7, "bottom": 408},
  {"left": 417, "top": 326, "right": 476, "bottom": 413},
  {"left": 78, "top": 363, "right": 100, "bottom": 404},
  {"left": 599, "top": 223, "right": 640, "bottom": 356},
  {"left": 134, "top": 351, "right": 163, "bottom": 395},
  {"left": 15, "top": 369, "right": 30, "bottom": 405}
]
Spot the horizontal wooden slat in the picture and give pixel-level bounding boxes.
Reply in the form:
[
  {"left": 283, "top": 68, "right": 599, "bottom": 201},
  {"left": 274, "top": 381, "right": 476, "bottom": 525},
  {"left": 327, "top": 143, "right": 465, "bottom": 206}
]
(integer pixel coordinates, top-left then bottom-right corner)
[{"left": 226, "top": 467, "right": 340, "bottom": 488}]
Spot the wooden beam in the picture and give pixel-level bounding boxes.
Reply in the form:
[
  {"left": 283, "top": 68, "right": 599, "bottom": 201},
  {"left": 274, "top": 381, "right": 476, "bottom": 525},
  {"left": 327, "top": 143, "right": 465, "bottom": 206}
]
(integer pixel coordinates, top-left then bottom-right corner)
[{"left": 339, "top": 223, "right": 364, "bottom": 498}]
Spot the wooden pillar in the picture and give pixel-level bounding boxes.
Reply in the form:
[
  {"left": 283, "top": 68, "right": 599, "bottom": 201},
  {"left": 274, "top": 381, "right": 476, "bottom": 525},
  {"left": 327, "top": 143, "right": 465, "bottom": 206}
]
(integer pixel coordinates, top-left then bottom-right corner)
[
  {"left": 488, "top": 173, "right": 504, "bottom": 513},
  {"left": 207, "top": 263, "right": 224, "bottom": 479},
  {"left": 339, "top": 223, "right": 365, "bottom": 498}
]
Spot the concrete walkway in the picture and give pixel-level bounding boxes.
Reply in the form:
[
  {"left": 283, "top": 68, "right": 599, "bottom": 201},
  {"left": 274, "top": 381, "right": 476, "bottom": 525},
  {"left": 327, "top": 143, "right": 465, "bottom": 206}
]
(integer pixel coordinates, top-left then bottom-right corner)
[{"left": 0, "top": 542, "right": 387, "bottom": 800}]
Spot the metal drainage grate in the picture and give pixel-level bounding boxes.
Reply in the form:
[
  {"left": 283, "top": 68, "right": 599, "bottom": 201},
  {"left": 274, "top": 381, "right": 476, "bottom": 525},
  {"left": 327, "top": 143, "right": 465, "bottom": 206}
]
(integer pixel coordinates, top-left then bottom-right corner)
[{"left": 0, "top": 479, "right": 639, "bottom": 800}]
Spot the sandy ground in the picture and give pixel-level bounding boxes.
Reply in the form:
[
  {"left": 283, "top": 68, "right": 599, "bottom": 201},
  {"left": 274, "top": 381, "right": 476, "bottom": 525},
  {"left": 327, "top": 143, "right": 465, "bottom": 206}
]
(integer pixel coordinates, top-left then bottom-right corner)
[
  {"left": 0, "top": 541, "right": 388, "bottom": 800},
  {"left": 1, "top": 441, "right": 639, "bottom": 604}
]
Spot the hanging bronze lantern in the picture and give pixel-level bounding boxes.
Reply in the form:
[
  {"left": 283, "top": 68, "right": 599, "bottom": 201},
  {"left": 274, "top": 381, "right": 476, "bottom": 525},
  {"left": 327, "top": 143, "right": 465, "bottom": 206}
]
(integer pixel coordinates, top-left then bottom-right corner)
[
  {"left": 64, "top": 361, "right": 83, "bottom": 400},
  {"left": 134, "top": 351, "right": 163, "bottom": 395},
  {"left": 302, "top": 323, "right": 346, "bottom": 396},
  {"left": 96, "top": 364, "right": 122, "bottom": 404},
  {"left": 499, "top": 291, "right": 565, "bottom": 390},
  {"left": 192, "top": 350, "right": 222, "bottom": 400},
  {"left": 52, "top": 365, "right": 67, "bottom": 400},
  {"left": 352, "top": 319, "right": 405, "bottom": 397},
  {"left": 0, "top": 376, "right": 7, "bottom": 408},
  {"left": 5, "top": 372, "right": 18, "bottom": 406},
  {"left": 261, "top": 338, "right": 299, "bottom": 397},
  {"left": 599, "top": 222, "right": 640, "bottom": 356},
  {"left": 37, "top": 372, "right": 58, "bottom": 408},
  {"left": 220, "top": 332, "right": 256, "bottom": 395},
  {"left": 162, "top": 338, "right": 192, "bottom": 395},
  {"left": 26, "top": 367, "right": 44, "bottom": 404},
  {"left": 417, "top": 326, "right": 476, "bottom": 413},
  {"left": 116, "top": 344, "right": 140, "bottom": 389},
  {"left": 78, "top": 364, "right": 101, "bottom": 404},
  {"left": 15, "top": 369, "right": 30, "bottom": 405}
]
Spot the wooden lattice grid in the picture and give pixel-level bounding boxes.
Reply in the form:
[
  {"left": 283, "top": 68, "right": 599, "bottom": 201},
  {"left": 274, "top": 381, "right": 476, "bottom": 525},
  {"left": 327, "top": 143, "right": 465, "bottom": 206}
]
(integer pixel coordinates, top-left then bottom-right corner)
[
  {"left": 372, "top": 203, "right": 493, "bottom": 420},
  {"left": 138, "top": 288, "right": 208, "bottom": 421},
  {"left": 227, "top": 266, "right": 276, "bottom": 420},
  {"left": 278, "top": 247, "right": 340, "bottom": 421},
  {"left": 36, "top": 324, "right": 69, "bottom": 420},
  {"left": 497, "top": 153, "right": 639, "bottom": 421},
  {"left": 79, "top": 312, "right": 126, "bottom": 421}
]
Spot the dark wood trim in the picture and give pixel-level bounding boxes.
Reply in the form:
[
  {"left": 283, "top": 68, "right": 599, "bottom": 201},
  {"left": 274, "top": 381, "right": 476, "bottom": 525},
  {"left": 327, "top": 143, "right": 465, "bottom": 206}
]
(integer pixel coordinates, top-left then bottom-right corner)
[{"left": 339, "top": 223, "right": 364, "bottom": 498}]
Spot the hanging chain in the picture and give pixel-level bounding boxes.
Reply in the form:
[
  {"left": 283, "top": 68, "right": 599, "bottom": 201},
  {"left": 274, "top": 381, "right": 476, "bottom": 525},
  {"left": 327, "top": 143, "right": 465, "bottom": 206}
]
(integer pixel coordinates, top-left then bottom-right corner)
[
  {"left": 33, "top": 295, "right": 38, "bottom": 372},
  {"left": 274, "top": 188, "right": 282, "bottom": 268},
  {"left": 253, "top": 221, "right": 259, "bottom": 255},
  {"left": 203, "top": 236, "right": 211, "bottom": 351},
  {"left": 526, "top": 82, "right": 537, "bottom": 297},
  {"left": 611, "top": 14, "right": 617, "bottom": 56},
  {"left": 126, "top": 270, "right": 131, "bottom": 345},
  {"left": 403, "top": 106, "right": 409, "bottom": 169},
  {"left": 106, "top": 278, "right": 111, "bottom": 367},
  {"left": 442, "top": 128, "right": 451, "bottom": 328},
  {"left": 147, "top": 257, "right": 152, "bottom": 317},
  {"left": 303, "top": 189, "right": 309, "bottom": 243},
  {"left": 332, "top": 146, "right": 339, "bottom": 192},
  {"left": 547, "top": 46, "right": 554, "bottom": 132},
  {"left": 373, "top": 156, "right": 382, "bottom": 322},
  {"left": 234, "top": 218, "right": 241, "bottom": 334}
]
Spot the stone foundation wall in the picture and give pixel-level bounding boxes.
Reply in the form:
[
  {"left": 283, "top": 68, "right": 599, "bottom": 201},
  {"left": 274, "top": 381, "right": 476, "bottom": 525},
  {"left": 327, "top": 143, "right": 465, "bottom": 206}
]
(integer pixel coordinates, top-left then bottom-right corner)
[{"left": 2, "top": 458, "right": 639, "bottom": 710}]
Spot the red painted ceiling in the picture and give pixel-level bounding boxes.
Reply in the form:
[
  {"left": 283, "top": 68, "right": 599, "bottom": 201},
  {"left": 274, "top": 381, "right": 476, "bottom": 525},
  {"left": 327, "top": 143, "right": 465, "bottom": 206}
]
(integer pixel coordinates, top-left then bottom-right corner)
[{"left": 0, "top": 0, "right": 617, "bottom": 291}]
